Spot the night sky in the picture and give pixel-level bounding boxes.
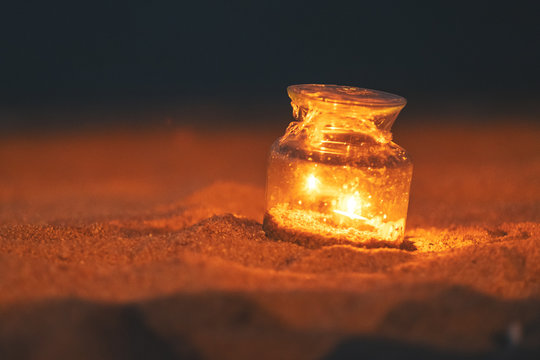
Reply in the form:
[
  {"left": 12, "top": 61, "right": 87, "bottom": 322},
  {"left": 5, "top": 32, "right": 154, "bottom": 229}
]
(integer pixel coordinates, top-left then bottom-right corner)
[{"left": 1, "top": 0, "right": 539, "bottom": 128}]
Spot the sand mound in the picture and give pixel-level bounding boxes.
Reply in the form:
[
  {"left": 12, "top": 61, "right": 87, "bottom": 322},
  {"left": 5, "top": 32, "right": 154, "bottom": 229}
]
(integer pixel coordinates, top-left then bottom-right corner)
[{"left": 1, "top": 124, "right": 539, "bottom": 359}]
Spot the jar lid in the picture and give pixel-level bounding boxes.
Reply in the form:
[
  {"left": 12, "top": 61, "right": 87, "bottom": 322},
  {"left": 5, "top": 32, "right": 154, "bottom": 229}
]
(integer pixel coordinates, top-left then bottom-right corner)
[{"left": 288, "top": 84, "right": 406, "bottom": 108}]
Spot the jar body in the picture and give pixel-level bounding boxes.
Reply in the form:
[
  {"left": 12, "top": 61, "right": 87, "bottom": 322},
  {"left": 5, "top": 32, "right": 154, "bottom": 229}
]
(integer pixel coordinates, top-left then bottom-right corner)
[
  {"left": 263, "top": 84, "right": 413, "bottom": 248},
  {"left": 263, "top": 122, "right": 413, "bottom": 248}
]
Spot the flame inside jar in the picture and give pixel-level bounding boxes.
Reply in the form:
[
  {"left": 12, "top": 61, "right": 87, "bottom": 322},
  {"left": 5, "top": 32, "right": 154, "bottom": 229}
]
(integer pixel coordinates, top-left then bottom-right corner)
[{"left": 263, "top": 84, "right": 413, "bottom": 248}]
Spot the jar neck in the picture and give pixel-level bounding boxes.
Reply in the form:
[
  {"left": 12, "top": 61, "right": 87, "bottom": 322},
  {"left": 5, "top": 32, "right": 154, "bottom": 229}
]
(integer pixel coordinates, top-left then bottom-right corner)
[
  {"left": 292, "top": 102, "right": 401, "bottom": 131},
  {"left": 283, "top": 84, "right": 406, "bottom": 152},
  {"left": 287, "top": 102, "right": 399, "bottom": 148}
]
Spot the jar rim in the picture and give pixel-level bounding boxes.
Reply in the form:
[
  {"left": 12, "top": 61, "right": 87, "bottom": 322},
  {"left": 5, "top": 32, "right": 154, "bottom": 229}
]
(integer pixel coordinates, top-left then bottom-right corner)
[{"left": 288, "top": 84, "right": 406, "bottom": 108}]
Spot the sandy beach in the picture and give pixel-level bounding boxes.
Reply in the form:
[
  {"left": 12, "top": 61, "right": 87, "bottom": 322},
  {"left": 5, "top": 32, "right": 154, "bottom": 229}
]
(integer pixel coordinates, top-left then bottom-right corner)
[{"left": 1, "top": 119, "right": 539, "bottom": 359}]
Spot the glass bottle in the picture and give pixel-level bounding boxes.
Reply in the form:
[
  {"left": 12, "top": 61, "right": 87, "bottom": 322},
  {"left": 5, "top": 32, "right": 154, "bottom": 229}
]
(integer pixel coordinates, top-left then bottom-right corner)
[{"left": 263, "top": 84, "right": 413, "bottom": 248}]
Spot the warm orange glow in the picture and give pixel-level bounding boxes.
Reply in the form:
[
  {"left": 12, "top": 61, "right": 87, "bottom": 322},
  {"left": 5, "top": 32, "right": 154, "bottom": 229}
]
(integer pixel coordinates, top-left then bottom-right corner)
[{"left": 263, "top": 84, "right": 413, "bottom": 247}]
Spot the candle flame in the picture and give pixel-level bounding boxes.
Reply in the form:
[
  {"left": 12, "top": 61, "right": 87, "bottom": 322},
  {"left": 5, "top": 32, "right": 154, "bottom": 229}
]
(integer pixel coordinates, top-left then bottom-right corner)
[
  {"left": 333, "top": 195, "right": 368, "bottom": 220},
  {"left": 305, "top": 174, "right": 319, "bottom": 192}
]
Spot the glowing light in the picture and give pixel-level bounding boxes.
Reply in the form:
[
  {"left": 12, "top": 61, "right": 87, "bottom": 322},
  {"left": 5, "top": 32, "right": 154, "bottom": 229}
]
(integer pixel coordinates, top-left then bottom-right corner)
[
  {"left": 333, "top": 195, "right": 368, "bottom": 220},
  {"left": 346, "top": 196, "right": 358, "bottom": 213},
  {"left": 305, "top": 174, "right": 319, "bottom": 192}
]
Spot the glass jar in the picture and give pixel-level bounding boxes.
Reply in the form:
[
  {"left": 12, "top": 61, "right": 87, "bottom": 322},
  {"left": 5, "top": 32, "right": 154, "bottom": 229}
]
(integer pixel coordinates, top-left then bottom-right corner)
[{"left": 263, "top": 84, "right": 413, "bottom": 248}]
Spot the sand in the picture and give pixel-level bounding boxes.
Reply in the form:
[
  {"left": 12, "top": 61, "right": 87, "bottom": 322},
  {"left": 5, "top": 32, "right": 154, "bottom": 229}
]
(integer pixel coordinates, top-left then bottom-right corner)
[{"left": 0, "top": 120, "right": 539, "bottom": 359}]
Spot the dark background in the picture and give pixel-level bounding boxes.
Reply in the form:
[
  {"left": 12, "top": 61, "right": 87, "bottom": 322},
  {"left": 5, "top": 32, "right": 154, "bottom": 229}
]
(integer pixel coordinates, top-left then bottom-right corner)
[{"left": 1, "top": 0, "right": 539, "bottom": 131}]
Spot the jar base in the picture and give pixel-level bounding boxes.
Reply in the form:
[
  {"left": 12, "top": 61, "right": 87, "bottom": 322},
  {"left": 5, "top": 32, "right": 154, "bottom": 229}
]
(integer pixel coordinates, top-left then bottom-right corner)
[{"left": 263, "top": 212, "right": 412, "bottom": 250}]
